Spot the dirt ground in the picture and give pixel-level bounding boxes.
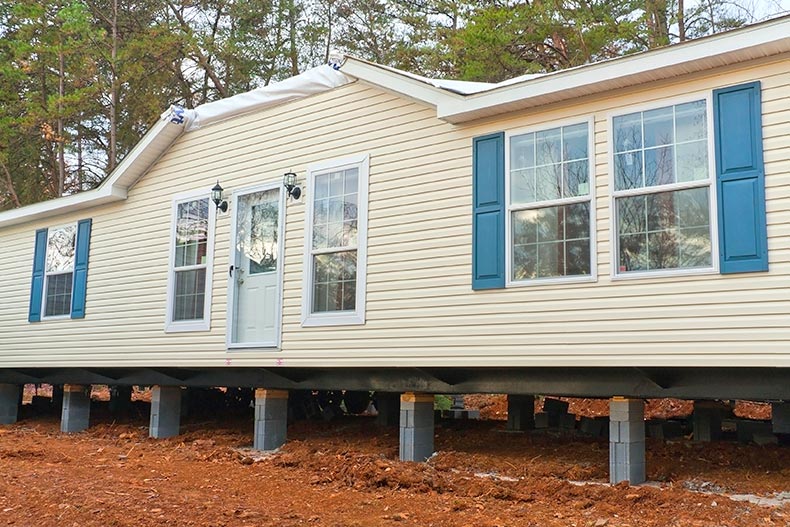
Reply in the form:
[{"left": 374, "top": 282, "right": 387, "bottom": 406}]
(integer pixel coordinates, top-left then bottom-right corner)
[{"left": 0, "top": 391, "right": 787, "bottom": 527}]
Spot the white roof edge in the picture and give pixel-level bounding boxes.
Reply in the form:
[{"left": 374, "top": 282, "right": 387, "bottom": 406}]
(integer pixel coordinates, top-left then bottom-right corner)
[
  {"left": 341, "top": 57, "right": 465, "bottom": 106},
  {"left": 2, "top": 18, "right": 788, "bottom": 229},
  {"left": 438, "top": 15, "right": 790, "bottom": 122},
  {"left": 0, "top": 116, "right": 183, "bottom": 229}
]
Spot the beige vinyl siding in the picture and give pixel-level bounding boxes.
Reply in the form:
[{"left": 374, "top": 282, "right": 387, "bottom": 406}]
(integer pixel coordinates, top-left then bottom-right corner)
[{"left": 1, "top": 54, "right": 790, "bottom": 368}]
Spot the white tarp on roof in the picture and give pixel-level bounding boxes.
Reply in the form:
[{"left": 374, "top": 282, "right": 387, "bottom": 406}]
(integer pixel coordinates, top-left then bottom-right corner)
[{"left": 164, "top": 64, "right": 352, "bottom": 132}]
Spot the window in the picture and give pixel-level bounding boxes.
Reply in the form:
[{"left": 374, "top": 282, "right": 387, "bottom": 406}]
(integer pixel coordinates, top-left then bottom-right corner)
[
  {"left": 507, "top": 121, "right": 594, "bottom": 284},
  {"left": 612, "top": 99, "right": 714, "bottom": 276},
  {"left": 302, "top": 153, "right": 369, "bottom": 326},
  {"left": 43, "top": 224, "right": 76, "bottom": 317},
  {"left": 166, "top": 193, "right": 215, "bottom": 332}
]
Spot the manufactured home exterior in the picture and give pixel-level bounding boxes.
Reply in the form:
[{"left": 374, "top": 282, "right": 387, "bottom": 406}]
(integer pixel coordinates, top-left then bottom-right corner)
[{"left": 1, "top": 18, "right": 790, "bottom": 400}]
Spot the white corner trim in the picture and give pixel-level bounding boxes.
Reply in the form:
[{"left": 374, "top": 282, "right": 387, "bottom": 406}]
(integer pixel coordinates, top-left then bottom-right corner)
[
  {"left": 301, "top": 153, "right": 370, "bottom": 328},
  {"left": 164, "top": 189, "right": 216, "bottom": 333}
]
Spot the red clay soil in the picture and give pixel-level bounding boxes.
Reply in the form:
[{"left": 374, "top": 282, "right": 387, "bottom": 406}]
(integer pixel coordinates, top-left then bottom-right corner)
[
  {"left": 0, "top": 409, "right": 788, "bottom": 527},
  {"left": 464, "top": 395, "right": 772, "bottom": 422}
]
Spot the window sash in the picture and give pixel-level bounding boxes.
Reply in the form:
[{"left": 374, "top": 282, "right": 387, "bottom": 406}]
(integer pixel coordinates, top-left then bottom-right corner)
[
  {"left": 302, "top": 154, "right": 369, "bottom": 326},
  {"left": 612, "top": 100, "right": 710, "bottom": 194},
  {"left": 166, "top": 194, "right": 214, "bottom": 331},
  {"left": 42, "top": 224, "right": 76, "bottom": 318},
  {"left": 43, "top": 272, "right": 73, "bottom": 317},
  {"left": 507, "top": 121, "right": 594, "bottom": 284},
  {"left": 610, "top": 96, "right": 716, "bottom": 277}
]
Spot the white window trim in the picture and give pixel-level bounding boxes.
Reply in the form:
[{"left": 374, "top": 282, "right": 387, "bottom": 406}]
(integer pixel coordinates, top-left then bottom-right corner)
[
  {"left": 226, "top": 181, "right": 286, "bottom": 350},
  {"left": 301, "top": 153, "right": 369, "bottom": 327},
  {"left": 505, "top": 116, "right": 598, "bottom": 287},
  {"left": 607, "top": 91, "right": 719, "bottom": 281},
  {"left": 41, "top": 222, "right": 77, "bottom": 320},
  {"left": 165, "top": 189, "right": 216, "bottom": 333}
]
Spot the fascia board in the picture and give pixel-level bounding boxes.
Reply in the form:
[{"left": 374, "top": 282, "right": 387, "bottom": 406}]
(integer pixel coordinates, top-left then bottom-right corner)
[
  {"left": 0, "top": 186, "right": 123, "bottom": 229},
  {"left": 438, "top": 17, "right": 790, "bottom": 122},
  {"left": 340, "top": 58, "right": 462, "bottom": 108}
]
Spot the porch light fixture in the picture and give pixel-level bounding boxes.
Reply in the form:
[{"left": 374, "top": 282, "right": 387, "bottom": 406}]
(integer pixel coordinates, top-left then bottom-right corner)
[
  {"left": 283, "top": 171, "right": 301, "bottom": 200},
  {"left": 211, "top": 181, "right": 228, "bottom": 213}
]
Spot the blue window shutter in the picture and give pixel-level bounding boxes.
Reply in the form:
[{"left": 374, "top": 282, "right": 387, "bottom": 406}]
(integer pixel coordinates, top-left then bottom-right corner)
[
  {"left": 28, "top": 228, "right": 48, "bottom": 323},
  {"left": 71, "top": 218, "right": 92, "bottom": 319},
  {"left": 713, "top": 81, "right": 768, "bottom": 274},
  {"left": 472, "top": 132, "right": 506, "bottom": 290}
]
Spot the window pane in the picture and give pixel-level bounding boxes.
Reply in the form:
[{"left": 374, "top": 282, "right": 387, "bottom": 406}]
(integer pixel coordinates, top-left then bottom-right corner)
[
  {"left": 329, "top": 171, "right": 344, "bottom": 197},
  {"left": 313, "top": 251, "right": 357, "bottom": 312},
  {"left": 536, "top": 128, "right": 561, "bottom": 165},
  {"left": 313, "top": 169, "right": 359, "bottom": 250},
  {"left": 613, "top": 113, "right": 642, "bottom": 153},
  {"left": 563, "top": 160, "right": 589, "bottom": 198},
  {"left": 45, "top": 272, "right": 73, "bottom": 316},
  {"left": 512, "top": 203, "right": 590, "bottom": 280},
  {"left": 510, "top": 168, "right": 536, "bottom": 204},
  {"left": 617, "top": 188, "right": 711, "bottom": 273},
  {"left": 535, "top": 164, "right": 561, "bottom": 201},
  {"left": 510, "top": 133, "right": 535, "bottom": 170},
  {"left": 46, "top": 225, "right": 76, "bottom": 273},
  {"left": 566, "top": 239, "right": 591, "bottom": 276},
  {"left": 174, "top": 269, "right": 206, "bottom": 321},
  {"left": 563, "top": 123, "right": 588, "bottom": 161},
  {"left": 645, "top": 145, "right": 674, "bottom": 187},
  {"left": 617, "top": 194, "right": 646, "bottom": 236},
  {"left": 614, "top": 151, "right": 643, "bottom": 190},
  {"left": 315, "top": 174, "right": 329, "bottom": 199},
  {"left": 676, "top": 101, "right": 707, "bottom": 142},
  {"left": 344, "top": 168, "right": 359, "bottom": 195},
  {"left": 676, "top": 140, "right": 708, "bottom": 183},
  {"left": 175, "top": 199, "right": 209, "bottom": 268},
  {"left": 643, "top": 106, "right": 674, "bottom": 148}
]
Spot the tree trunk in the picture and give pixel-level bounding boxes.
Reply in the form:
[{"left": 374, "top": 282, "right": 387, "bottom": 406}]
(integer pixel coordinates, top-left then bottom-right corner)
[
  {"left": 0, "top": 158, "right": 21, "bottom": 208},
  {"left": 677, "top": 0, "right": 686, "bottom": 41},
  {"left": 57, "top": 49, "right": 66, "bottom": 197},
  {"left": 108, "top": 0, "right": 118, "bottom": 173},
  {"left": 288, "top": 0, "right": 299, "bottom": 76}
]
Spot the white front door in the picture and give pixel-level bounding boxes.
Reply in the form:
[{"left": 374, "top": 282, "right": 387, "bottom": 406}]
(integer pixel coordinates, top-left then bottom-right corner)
[{"left": 230, "top": 186, "right": 282, "bottom": 347}]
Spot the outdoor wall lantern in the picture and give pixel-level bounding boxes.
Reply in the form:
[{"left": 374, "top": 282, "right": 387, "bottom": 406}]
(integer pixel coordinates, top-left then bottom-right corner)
[
  {"left": 211, "top": 180, "right": 228, "bottom": 213},
  {"left": 283, "top": 171, "right": 301, "bottom": 200}
]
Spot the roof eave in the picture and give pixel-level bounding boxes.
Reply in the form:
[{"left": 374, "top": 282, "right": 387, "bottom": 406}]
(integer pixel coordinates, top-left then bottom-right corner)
[
  {"left": 438, "top": 16, "right": 790, "bottom": 123},
  {"left": 340, "top": 57, "right": 464, "bottom": 108},
  {"left": 0, "top": 116, "right": 184, "bottom": 229}
]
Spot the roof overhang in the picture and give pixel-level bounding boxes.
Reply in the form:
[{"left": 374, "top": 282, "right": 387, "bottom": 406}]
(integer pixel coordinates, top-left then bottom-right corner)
[
  {"left": 343, "top": 15, "right": 790, "bottom": 123},
  {"left": 0, "top": 116, "right": 184, "bottom": 229},
  {"left": 2, "top": 16, "right": 789, "bottom": 229}
]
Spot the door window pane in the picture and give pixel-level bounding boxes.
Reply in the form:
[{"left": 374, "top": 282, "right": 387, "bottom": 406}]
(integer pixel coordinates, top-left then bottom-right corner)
[{"left": 236, "top": 190, "right": 279, "bottom": 275}]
